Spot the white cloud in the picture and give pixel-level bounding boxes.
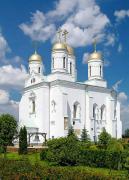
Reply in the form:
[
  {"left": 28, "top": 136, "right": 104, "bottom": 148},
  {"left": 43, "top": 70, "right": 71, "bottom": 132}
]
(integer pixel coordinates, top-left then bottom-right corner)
[
  {"left": 113, "top": 80, "right": 122, "bottom": 91},
  {"left": 118, "top": 92, "right": 128, "bottom": 103},
  {"left": 19, "top": 0, "right": 111, "bottom": 48},
  {"left": 82, "top": 53, "right": 90, "bottom": 64},
  {"left": 19, "top": 10, "right": 56, "bottom": 42},
  {"left": 118, "top": 92, "right": 129, "bottom": 133},
  {"left": 114, "top": 9, "right": 129, "bottom": 22},
  {"left": 0, "top": 65, "right": 27, "bottom": 89},
  {"left": 118, "top": 43, "right": 122, "bottom": 53},
  {"left": 0, "top": 89, "right": 19, "bottom": 119},
  {"left": 105, "top": 34, "right": 115, "bottom": 46},
  {"left": 0, "top": 32, "right": 10, "bottom": 59}
]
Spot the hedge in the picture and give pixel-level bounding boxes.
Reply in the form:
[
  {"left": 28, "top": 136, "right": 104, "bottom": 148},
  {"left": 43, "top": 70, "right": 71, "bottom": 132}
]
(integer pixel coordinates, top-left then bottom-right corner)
[
  {"left": 41, "top": 147, "right": 129, "bottom": 170},
  {"left": 0, "top": 158, "right": 128, "bottom": 179}
]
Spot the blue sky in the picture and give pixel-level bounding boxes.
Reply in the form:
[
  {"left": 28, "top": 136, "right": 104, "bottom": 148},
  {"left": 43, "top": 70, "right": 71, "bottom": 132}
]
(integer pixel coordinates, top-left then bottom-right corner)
[{"left": 0, "top": 0, "right": 129, "bottom": 126}]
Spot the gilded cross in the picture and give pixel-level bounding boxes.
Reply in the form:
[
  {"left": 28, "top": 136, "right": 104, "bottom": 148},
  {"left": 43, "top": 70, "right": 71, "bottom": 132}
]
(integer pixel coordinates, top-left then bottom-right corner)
[
  {"left": 57, "top": 28, "right": 62, "bottom": 42},
  {"left": 93, "top": 39, "right": 97, "bottom": 52},
  {"left": 32, "top": 41, "right": 38, "bottom": 54},
  {"left": 62, "top": 29, "right": 68, "bottom": 43}
]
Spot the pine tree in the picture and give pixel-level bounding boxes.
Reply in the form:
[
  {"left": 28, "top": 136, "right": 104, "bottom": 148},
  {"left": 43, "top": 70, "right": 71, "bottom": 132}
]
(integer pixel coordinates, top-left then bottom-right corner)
[
  {"left": 98, "top": 127, "right": 111, "bottom": 149},
  {"left": 81, "top": 126, "right": 90, "bottom": 142},
  {"left": 19, "top": 126, "right": 28, "bottom": 154},
  {"left": 68, "top": 125, "right": 75, "bottom": 137}
]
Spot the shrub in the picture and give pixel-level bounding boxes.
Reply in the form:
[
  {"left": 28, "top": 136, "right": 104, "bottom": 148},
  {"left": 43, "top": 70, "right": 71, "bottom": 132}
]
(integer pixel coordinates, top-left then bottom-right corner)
[
  {"left": 107, "top": 138, "right": 124, "bottom": 152},
  {"left": 19, "top": 126, "right": 28, "bottom": 154},
  {"left": 98, "top": 128, "right": 111, "bottom": 149},
  {"left": 41, "top": 135, "right": 79, "bottom": 166}
]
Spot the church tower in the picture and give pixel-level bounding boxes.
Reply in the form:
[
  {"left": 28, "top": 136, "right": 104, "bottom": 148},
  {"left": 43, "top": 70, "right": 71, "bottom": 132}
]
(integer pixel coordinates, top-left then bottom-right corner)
[
  {"left": 51, "top": 29, "right": 77, "bottom": 82},
  {"left": 86, "top": 40, "right": 107, "bottom": 88},
  {"left": 29, "top": 50, "right": 43, "bottom": 75}
]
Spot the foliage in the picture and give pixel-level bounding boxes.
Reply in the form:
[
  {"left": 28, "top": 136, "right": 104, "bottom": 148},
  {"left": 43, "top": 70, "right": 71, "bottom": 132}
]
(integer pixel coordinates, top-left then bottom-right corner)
[
  {"left": 107, "top": 138, "right": 124, "bottom": 152},
  {"left": 0, "top": 114, "right": 17, "bottom": 152},
  {"left": 98, "top": 128, "right": 111, "bottom": 149},
  {"left": 19, "top": 126, "right": 28, "bottom": 154},
  {"left": 0, "top": 157, "right": 128, "bottom": 179},
  {"left": 124, "top": 129, "right": 129, "bottom": 138},
  {"left": 41, "top": 135, "right": 79, "bottom": 166},
  {"left": 81, "top": 126, "right": 90, "bottom": 142},
  {"left": 79, "top": 148, "right": 128, "bottom": 170},
  {"left": 68, "top": 125, "right": 75, "bottom": 137}
]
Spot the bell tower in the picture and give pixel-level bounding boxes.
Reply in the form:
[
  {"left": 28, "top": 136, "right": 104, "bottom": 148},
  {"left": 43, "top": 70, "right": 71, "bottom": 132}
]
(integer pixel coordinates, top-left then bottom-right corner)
[{"left": 86, "top": 40, "right": 107, "bottom": 88}]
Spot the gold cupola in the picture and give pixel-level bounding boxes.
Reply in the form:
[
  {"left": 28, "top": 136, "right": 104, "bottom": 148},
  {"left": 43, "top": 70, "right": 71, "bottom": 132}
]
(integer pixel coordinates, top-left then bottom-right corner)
[
  {"left": 52, "top": 42, "right": 67, "bottom": 52},
  {"left": 66, "top": 44, "right": 74, "bottom": 56},
  {"left": 88, "top": 40, "right": 102, "bottom": 61},
  {"left": 52, "top": 28, "right": 67, "bottom": 52},
  {"left": 29, "top": 51, "right": 42, "bottom": 62}
]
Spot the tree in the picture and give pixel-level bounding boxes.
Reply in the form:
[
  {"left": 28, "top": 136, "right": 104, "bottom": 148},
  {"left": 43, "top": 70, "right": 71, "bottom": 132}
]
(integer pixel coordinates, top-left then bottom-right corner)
[
  {"left": 19, "top": 126, "right": 28, "bottom": 154},
  {"left": 0, "top": 114, "right": 17, "bottom": 152},
  {"left": 124, "top": 129, "right": 129, "bottom": 138},
  {"left": 81, "top": 126, "right": 90, "bottom": 142},
  {"left": 98, "top": 128, "right": 111, "bottom": 149},
  {"left": 68, "top": 125, "right": 75, "bottom": 137}
]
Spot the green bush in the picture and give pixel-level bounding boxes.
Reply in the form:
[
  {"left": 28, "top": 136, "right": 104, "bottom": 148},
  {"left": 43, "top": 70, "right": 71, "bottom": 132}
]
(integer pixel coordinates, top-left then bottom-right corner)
[
  {"left": 107, "top": 138, "right": 124, "bottom": 152},
  {"left": 41, "top": 135, "right": 79, "bottom": 166},
  {"left": 0, "top": 158, "right": 127, "bottom": 179}
]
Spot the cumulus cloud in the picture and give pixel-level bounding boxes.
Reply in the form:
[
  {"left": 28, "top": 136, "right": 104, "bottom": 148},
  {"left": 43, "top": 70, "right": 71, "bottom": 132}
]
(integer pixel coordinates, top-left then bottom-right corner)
[
  {"left": 0, "top": 65, "right": 27, "bottom": 89},
  {"left": 118, "top": 92, "right": 129, "bottom": 133},
  {"left": 82, "top": 53, "right": 90, "bottom": 64},
  {"left": 114, "top": 9, "right": 129, "bottom": 22},
  {"left": 19, "top": 10, "right": 56, "bottom": 42},
  {"left": 0, "top": 32, "right": 10, "bottom": 59},
  {"left": 0, "top": 89, "right": 19, "bottom": 119},
  {"left": 19, "top": 0, "right": 112, "bottom": 47}
]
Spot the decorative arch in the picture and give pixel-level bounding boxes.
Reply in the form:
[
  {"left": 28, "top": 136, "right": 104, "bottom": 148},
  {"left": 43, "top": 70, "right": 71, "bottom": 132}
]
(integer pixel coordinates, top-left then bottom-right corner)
[
  {"left": 101, "top": 105, "right": 106, "bottom": 120},
  {"left": 73, "top": 101, "right": 81, "bottom": 119},
  {"left": 93, "top": 103, "right": 99, "bottom": 120},
  {"left": 29, "top": 91, "right": 36, "bottom": 114}
]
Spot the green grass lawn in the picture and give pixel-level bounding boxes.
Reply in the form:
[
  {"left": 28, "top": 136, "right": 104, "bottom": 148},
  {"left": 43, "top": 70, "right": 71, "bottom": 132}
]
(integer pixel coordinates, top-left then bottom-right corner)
[{"left": 0, "top": 152, "right": 128, "bottom": 179}]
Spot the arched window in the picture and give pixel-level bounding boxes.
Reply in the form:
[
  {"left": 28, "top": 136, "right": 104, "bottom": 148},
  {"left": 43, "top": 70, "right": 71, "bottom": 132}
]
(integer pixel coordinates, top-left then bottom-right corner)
[
  {"left": 90, "top": 66, "right": 91, "bottom": 76},
  {"left": 73, "top": 102, "right": 81, "bottom": 119},
  {"left": 101, "top": 105, "right": 106, "bottom": 120},
  {"left": 38, "top": 67, "right": 40, "bottom": 73},
  {"left": 52, "top": 58, "right": 54, "bottom": 68},
  {"left": 100, "top": 66, "right": 101, "bottom": 76},
  {"left": 32, "top": 100, "right": 35, "bottom": 113},
  {"left": 63, "top": 57, "right": 66, "bottom": 68},
  {"left": 93, "top": 104, "right": 98, "bottom": 120},
  {"left": 70, "top": 62, "right": 72, "bottom": 74}
]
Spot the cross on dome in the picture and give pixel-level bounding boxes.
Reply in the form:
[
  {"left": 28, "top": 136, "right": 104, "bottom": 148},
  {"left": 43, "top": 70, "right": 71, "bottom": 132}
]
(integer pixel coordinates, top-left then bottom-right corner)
[
  {"left": 57, "top": 28, "right": 62, "bottom": 43},
  {"left": 62, "top": 29, "right": 68, "bottom": 43}
]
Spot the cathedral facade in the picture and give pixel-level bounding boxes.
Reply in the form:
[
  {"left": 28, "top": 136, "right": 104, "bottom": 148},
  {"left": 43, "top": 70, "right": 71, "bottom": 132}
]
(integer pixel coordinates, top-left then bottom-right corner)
[{"left": 19, "top": 30, "right": 122, "bottom": 143}]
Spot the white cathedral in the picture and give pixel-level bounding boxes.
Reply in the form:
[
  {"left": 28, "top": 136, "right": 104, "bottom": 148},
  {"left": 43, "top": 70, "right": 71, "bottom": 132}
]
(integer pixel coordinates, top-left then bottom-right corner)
[{"left": 19, "top": 30, "right": 122, "bottom": 144}]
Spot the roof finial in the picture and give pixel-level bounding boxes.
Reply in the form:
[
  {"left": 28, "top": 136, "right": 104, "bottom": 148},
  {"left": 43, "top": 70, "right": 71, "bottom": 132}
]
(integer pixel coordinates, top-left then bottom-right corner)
[
  {"left": 32, "top": 41, "right": 38, "bottom": 54},
  {"left": 57, "top": 28, "right": 62, "bottom": 43},
  {"left": 62, "top": 29, "right": 68, "bottom": 43},
  {"left": 93, "top": 39, "right": 97, "bottom": 52}
]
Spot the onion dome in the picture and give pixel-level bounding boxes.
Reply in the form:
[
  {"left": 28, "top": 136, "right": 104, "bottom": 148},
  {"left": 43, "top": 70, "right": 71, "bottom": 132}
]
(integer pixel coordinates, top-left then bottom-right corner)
[
  {"left": 52, "top": 42, "right": 67, "bottom": 51},
  {"left": 88, "top": 39, "right": 102, "bottom": 61},
  {"left": 29, "top": 51, "right": 42, "bottom": 62},
  {"left": 66, "top": 44, "right": 74, "bottom": 55},
  {"left": 89, "top": 51, "right": 102, "bottom": 61}
]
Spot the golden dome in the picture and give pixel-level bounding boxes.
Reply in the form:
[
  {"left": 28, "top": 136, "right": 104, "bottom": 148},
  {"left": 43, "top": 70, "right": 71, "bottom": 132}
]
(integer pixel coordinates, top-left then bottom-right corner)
[
  {"left": 66, "top": 45, "right": 74, "bottom": 55},
  {"left": 52, "top": 42, "right": 67, "bottom": 51},
  {"left": 89, "top": 51, "right": 102, "bottom": 61},
  {"left": 29, "top": 51, "right": 42, "bottom": 62}
]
